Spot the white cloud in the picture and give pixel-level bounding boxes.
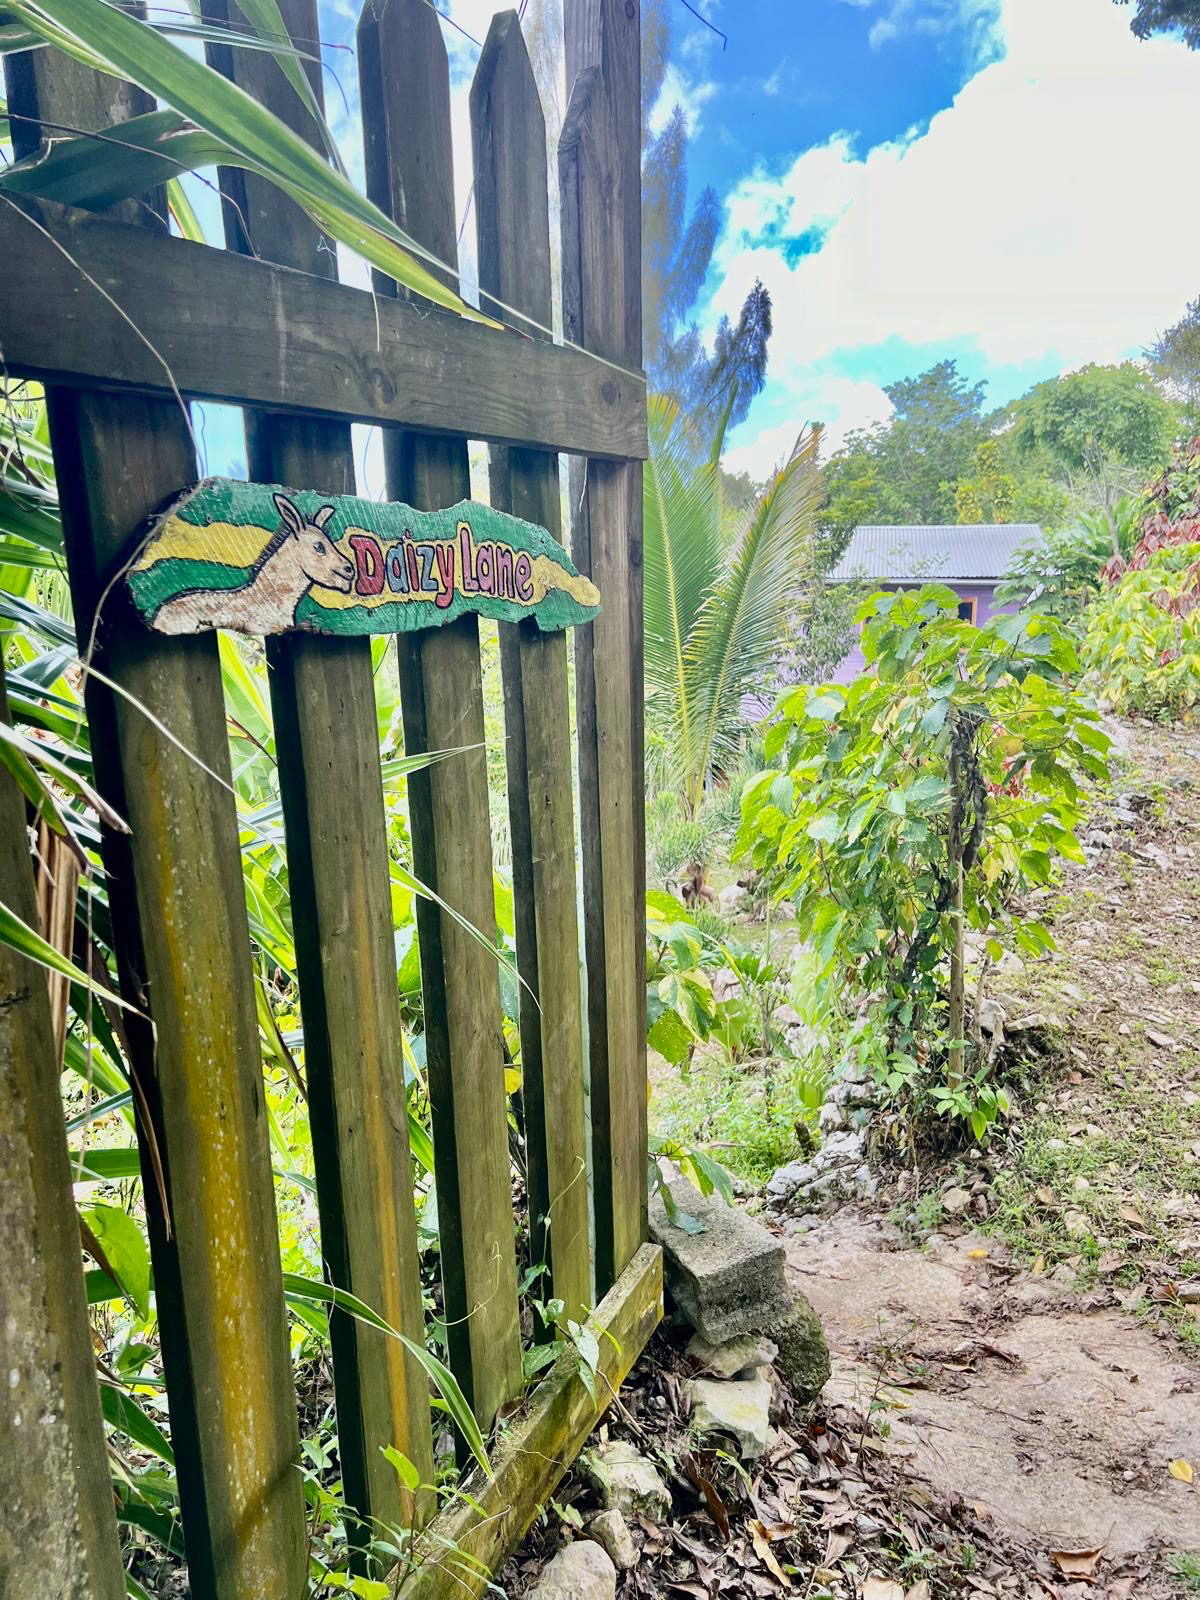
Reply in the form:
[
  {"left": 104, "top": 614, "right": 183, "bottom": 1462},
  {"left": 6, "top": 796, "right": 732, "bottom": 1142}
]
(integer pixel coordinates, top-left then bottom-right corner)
[
  {"left": 723, "top": 376, "right": 893, "bottom": 478},
  {"left": 866, "top": 0, "right": 1001, "bottom": 54},
  {"left": 710, "top": 0, "right": 1200, "bottom": 476},
  {"left": 648, "top": 62, "right": 719, "bottom": 136}
]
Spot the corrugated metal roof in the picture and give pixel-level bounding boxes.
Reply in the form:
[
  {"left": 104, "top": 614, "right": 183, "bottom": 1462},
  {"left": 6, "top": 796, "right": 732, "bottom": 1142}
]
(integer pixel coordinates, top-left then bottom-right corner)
[{"left": 829, "top": 523, "right": 1039, "bottom": 583}]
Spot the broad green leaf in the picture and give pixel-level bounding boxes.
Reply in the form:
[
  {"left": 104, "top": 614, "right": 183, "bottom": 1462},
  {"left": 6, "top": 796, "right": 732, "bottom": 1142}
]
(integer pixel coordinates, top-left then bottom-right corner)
[
  {"left": 381, "top": 1444, "right": 420, "bottom": 1493},
  {"left": 647, "top": 1006, "right": 694, "bottom": 1067},
  {"left": 805, "top": 691, "right": 845, "bottom": 722},
  {"left": 70, "top": 1145, "right": 141, "bottom": 1183},
  {"left": 100, "top": 1382, "right": 174, "bottom": 1466},
  {"left": 84, "top": 1202, "right": 150, "bottom": 1319}
]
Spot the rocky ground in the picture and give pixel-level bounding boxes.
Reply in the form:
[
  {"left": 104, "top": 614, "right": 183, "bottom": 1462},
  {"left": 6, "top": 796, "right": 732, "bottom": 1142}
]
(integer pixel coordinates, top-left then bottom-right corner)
[{"left": 514, "top": 718, "right": 1200, "bottom": 1600}]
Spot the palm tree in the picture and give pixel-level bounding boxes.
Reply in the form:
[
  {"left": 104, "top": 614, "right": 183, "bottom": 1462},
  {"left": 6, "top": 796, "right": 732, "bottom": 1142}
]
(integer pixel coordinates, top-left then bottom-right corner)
[{"left": 643, "top": 394, "right": 822, "bottom": 817}]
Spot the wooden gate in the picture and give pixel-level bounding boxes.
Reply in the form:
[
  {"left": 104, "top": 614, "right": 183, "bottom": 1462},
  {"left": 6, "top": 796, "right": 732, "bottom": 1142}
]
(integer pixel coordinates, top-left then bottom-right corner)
[{"left": 0, "top": 2, "right": 657, "bottom": 1595}]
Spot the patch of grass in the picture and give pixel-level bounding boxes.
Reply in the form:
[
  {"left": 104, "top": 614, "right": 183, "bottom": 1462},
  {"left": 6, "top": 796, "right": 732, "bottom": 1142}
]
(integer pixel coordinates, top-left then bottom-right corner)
[
  {"left": 891, "top": 1190, "right": 945, "bottom": 1242},
  {"left": 1165, "top": 1552, "right": 1200, "bottom": 1593},
  {"left": 650, "top": 1048, "right": 825, "bottom": 1184},
  {"left": 1145, "top": 949, "right": 1186, "bottom": 989},
  {"left": 980, "top": 1033, "right": 1200, "bottom": 1286}
]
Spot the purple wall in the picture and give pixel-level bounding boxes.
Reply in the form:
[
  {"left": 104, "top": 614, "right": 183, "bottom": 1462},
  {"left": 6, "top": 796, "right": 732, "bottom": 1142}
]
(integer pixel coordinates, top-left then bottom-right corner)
[{"left": 830, "top": 582, "right": 1018, "bottom": 682}]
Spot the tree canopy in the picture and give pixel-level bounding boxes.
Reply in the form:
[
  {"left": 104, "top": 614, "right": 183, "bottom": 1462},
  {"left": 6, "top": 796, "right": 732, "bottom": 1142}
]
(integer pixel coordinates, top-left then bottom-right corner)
[
  {"left": 1115, "top": 0, "right": 1200, "bottom": 46},
  {"left": 820, "top": 360, "right": 1176, "bottom": 556},
  {"left": 1010, "top": 362, "right": 1176, "bottom": 511},
  {"left": 819, "top": 360, "right": 1067, "bottom": 550}
]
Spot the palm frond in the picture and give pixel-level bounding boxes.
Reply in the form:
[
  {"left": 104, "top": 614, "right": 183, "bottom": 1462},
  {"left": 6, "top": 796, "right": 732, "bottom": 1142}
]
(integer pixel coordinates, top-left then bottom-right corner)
[
  {"left": 642, "top": 394, "right": 723, "bottom": 789},
  {"left": 685, "top": 428, "right": 822, "bottom": 806}
]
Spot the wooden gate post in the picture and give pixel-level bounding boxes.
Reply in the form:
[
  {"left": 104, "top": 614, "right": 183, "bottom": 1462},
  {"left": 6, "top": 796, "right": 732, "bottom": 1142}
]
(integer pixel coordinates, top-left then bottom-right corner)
[
  {"left": 0, "top": 666, "right": 124, "bottom": 1600},
  {"left": 207, "top": 0, "right": 435, "bottom": 1541},
  {"left": 358, "top": 0, "right": 523, "bottom": 1432},
  {"left": 471, "top": 11, "right": 592, "bottom": 1325},
  {"left": 5, "top": 45, "right": 307, "bottom": 1600},
  {"left": 561, "top": 0, "right": 649, "bottom": 1296}
]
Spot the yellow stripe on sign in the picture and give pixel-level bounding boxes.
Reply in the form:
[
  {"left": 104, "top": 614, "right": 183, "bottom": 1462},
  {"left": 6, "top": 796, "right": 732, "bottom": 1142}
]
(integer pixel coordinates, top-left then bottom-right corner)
[{"left": 132, "top": 516, "right": 275, "bottom": 573}]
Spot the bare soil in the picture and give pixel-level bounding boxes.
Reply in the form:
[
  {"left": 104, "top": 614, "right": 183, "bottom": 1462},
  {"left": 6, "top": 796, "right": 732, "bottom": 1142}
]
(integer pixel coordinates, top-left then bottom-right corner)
[{"left": 790, "top": 1216, "right": 1200, "bottom": 1561}]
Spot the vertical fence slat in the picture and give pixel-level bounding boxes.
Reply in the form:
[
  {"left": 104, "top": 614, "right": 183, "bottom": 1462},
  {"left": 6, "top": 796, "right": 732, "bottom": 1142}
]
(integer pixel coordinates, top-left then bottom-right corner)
[
  {"left": 207, "top": 0, "right": 434, "bottom": 1539},
  {"left": 357, "top": 0, "right": 523, "bottom": 1431},
  {"left": 560, "top": 0, "right": 648, "bottom": 1296},
  {"left": 4, "top": 47, "right": 307, "bottom": 1600},
  {"left": 471, "top": 12, "right": 592, "bottom": 1325},
  {"left": 0, "top": 669, "right": 124, "bottom": 1600}
]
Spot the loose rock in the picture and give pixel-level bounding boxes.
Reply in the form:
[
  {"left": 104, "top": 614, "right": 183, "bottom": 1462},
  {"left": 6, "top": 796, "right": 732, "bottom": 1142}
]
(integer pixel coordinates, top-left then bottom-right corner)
[
  {"left": 687, "top": 1375, "right": 772, "bottom": 1460},
  {"left": 584, "top": 1440, "right": 671, "bottom": 1523},
  {"left": 586, "top": 1509, "right": 636, "bottom": 1571},
  {"left": 686, "top": 1330, "right": 778, "bottom": 1379},
  {"left": 530, "top": 1540, "right": 616, "bottom": 1600}
]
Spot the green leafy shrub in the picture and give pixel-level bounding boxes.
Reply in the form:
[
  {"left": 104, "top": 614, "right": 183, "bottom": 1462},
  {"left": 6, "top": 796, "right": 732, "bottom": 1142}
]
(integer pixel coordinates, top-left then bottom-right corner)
[
  {"left": 1080, "top": 437, "right": 1200, "bottom": 718},
  {"left": 997, "top": 497, "right": 1142, "bottom": 623},
  {"left": 649, "top": 807, "right": 711, "bottom": 883},
  {"left": 1083, "top": 541, "right": 1200, "bottom": 717},
  {"left": 650, "top": 1051, "right": 824, "bottom": 1183},
  {"left": 737, "top": 587, "right": 1109, "bottom": 1139}
]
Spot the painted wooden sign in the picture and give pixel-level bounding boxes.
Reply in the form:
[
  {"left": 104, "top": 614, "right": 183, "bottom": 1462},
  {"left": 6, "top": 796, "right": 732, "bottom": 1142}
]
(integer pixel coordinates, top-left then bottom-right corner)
[{"left": 127, "top": 478, "right": 601, "bottom": 637}]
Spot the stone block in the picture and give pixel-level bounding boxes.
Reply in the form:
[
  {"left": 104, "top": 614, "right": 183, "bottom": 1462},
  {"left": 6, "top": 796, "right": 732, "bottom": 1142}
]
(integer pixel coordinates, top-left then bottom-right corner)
[
  {"left": 583, "top": 1440, "right": 671, "bottom": 1523},
  {"left": 762, "top": 1291, "right": 830, "bottom": 1405},
  {"left": 649, "top": 1179, "right": 790, "bottom": 1343},
  {"left": 685, "top": 1330, "right": 778, "bottom": 1379},
  {"left": 587, "top": 1509, "right": 637, "bottom": 1570}
]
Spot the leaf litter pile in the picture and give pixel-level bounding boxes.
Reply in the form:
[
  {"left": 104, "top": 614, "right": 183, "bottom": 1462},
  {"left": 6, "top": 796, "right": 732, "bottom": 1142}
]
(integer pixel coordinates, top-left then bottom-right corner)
[{"left": 500, "top": 1320, "right": 1080, "bottom": 1600}]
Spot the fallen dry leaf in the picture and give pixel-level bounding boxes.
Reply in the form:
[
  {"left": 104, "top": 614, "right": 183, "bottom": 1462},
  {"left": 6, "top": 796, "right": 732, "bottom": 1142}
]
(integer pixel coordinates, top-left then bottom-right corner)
[
  {"left": 1052, "top": 1547, "right": 1104, "bottom": 1577},
  {"left": 1119, "top": 1206, "right": 1148, "bottom": 1229},
  {"left": 905, "top": 1582, "right": 931, "bottom": 1600},
  {"left": 750, "top": 1520, "right": 792, "bottom": 1588},
  {"left": 861, "top": 1578, "right": 904, "bottom": 1600},
  {"left": 1169, "top": 1458, "right": 1194, "bottom": 1483},
  {"left": 1097, "top": 1251, "right": 1126, "bottom": 1275},
  {"left": 824, "top": 1531, "right": 852, "bottom": 1564},
  {"left": 1036, "top": 1187, "right": 1057, "bottom": 1207}
]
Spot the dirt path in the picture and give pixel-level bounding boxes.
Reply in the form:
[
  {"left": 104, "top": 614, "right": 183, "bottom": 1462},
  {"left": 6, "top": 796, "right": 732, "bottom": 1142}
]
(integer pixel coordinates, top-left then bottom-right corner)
[
  {"left": 783, "top": 717, "right": 1200, "bottom": 1584},
  {"left": 789, "top": 1215, "right": 1200, "bottom": 1562}
]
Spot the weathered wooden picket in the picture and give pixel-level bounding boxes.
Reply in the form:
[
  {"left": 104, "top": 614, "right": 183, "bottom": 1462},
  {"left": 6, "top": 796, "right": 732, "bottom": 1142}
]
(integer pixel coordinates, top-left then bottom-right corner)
[{"left": 0, "top": 2, "right": 656, "bottom": 1596}]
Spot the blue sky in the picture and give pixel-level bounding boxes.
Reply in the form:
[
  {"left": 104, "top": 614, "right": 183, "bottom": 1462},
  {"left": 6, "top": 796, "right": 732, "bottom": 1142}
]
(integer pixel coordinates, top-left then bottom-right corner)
[
  {"left": 654, "top": 0, "right": 1200, "bottom": 476},
  {"left": 196, "top": 0, "right": 1200, "bottom": 483}
]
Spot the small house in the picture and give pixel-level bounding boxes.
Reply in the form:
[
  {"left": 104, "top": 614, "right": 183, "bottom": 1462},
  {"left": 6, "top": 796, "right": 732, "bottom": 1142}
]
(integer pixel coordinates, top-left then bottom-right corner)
[{"left": 828, "top": 522, "right": 1036, "bottom": 680}]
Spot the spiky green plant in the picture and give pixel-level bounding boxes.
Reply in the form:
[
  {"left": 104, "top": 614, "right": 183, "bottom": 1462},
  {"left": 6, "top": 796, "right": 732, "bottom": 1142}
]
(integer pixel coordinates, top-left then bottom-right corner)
[{"left": 643, "top": 394, "right": 821, "bottom": 815}]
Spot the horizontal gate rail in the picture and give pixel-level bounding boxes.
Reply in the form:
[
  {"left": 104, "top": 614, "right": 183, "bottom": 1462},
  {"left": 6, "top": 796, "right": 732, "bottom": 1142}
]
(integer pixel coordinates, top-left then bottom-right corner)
[{"left": 0, "top": 196, "right": 647, "bottom": 461}]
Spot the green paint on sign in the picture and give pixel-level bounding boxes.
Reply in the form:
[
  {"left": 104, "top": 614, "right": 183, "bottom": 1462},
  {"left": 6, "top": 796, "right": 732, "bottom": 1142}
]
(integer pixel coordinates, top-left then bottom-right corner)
[{"left": 127, "top": 478, "right": 600, "bottom": 637}]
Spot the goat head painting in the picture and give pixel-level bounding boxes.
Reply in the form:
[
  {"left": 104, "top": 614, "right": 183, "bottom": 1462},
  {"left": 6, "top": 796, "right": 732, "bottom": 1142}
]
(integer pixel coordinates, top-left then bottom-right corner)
[{"left": 128, "top": 478, "right": 601, "bottom": 638}]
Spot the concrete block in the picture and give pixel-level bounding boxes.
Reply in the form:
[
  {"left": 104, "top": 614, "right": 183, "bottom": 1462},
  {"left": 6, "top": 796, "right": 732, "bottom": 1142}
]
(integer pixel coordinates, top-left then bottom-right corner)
[{"left": 649, "top": 1179, "right": 790, "bottom": 1343}]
